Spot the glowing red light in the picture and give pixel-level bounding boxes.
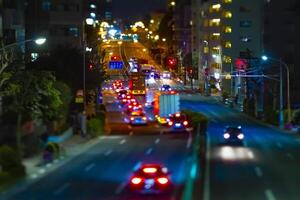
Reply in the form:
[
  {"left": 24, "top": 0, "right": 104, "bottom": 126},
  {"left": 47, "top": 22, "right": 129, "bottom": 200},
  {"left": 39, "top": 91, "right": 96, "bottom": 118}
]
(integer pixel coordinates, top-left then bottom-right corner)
[
  {"left": 143, "top": 167, "right": 157, "bottom": 173},
  {"left": 183, "top": 121, "right": 188, "bottom": 126}
]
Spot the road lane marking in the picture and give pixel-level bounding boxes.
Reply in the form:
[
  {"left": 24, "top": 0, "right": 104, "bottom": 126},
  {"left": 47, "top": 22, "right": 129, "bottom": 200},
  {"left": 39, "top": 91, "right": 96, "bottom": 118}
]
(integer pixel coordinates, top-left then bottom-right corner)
[
  {"left": 254, "top": 167, "right": 263, "bottom": 177},
  {"left": 276, "top": 142, "right": 283, "bottom": 149},
  {"left": 127, "top": 125, "right": 132, "bottom": 129},
  {"left": 119, "top": 139, "right": 126, "bottom": 144},
  {"left": 203, "top": 132, "right": 211, "bottom": 200},
  {"left": 155, "top": 138, "right": 160, "bottom": 144},
  {"left": 155, "top": 124, "right": 160, "bottom": 128},
  {"left": 104, "top": 150, "right": 112, "bottom": 156},
  {"left": 53, "top": 183, "right": 70, "bottom": 196},
  {"left": 287, "top": 153, "right": 294, "bottom": 160},
  {"left": 265, "top": 189, "right": 276, "bottom": 200},
  {"left": 145, "top": 148, "right": 153, "bottom": 155},
  {"left": 186, "top": 133, "right": 193, "bottom": 149},
  {"left": 247, "top": 151, "right": 254, "bottom": 159},
  {"left": 129, "top": 131, "right": 133, "bottom": 136},
  {"left": 84, "top": 163, "right": 96, "bottom": 172}
]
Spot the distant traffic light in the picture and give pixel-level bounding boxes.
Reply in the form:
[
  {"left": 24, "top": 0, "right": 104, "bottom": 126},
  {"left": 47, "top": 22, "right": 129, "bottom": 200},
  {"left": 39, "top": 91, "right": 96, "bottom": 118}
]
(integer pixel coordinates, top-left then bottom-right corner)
[
  {"left": 88, "top": 63, "right": 94, "bottom": 70},
  {"left": 166, "top": 56, "right": 177, "bottom": 69},
  {"left": 111, "top": 55, "right": 120, "bottom": 61}
]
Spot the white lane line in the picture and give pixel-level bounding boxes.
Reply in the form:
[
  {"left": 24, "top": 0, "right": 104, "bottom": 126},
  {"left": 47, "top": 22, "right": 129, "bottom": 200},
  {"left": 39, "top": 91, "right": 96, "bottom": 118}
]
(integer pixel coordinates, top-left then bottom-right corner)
[
  {"left": 115, "top": 182, "right": 127, "bottom": 194},
  {"left": 265, "top": 189, "right": 276, "bottom": 200},
  {"left": 119, "top": 139, "right": 126, "bottom": 144},
  {"left": 287, "top": 153, "right": 294, "bottom": 160},
  {"left": 155, "top": 138, "right": 160, "bottom": 144},
  {"left": 186, "top": 133, "right": 193, "bottom": 149},
  {"left": 104, "top": 150, "right": 113, "bottom": 156},
  {"left": 254, "top": 167, "right": 263, "bottom": 177},
  {"left": 276, "top": 142, "right": 283, "bottom": 149},
  {"left": 145, "top": 148, "right": 153, "bottom": 155},
  {"left": 53, "top": 183, "right": 71, "bottom": 195},
  {"left": 203, "top": 132, "right": 211, "bottom": 200},
  {"left": 84, "top": 163, "right": 96, "bottom": 172}
]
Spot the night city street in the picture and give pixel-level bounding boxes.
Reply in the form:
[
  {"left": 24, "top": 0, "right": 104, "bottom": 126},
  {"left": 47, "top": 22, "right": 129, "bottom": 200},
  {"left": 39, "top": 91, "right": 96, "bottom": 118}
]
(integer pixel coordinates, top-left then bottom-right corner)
[{"left": 1, "top": 0, "right": 300, "bottom": 200}]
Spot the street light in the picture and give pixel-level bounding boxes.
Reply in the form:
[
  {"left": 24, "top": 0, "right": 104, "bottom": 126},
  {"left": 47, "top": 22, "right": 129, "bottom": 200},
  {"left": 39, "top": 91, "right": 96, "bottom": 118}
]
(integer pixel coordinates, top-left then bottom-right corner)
[
  {"left": 0, "top": 37, "right": 47, "bottom": 51},
  {"left": 261, "top": 55, "right": 291, "bottom": 128}
]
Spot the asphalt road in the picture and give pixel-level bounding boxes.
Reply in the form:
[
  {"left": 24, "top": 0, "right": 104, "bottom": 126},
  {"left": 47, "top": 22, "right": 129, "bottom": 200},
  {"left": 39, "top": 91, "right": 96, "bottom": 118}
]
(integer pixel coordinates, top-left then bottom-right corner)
[{"left": 181, "top": 95, "right": 300, "bottom": 200}]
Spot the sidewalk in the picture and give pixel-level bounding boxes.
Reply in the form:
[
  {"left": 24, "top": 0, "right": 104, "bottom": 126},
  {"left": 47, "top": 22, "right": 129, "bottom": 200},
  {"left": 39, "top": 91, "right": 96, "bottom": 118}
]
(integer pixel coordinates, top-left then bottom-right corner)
[{"left": 1, "top": 134, "right": 101, "bottom": 198}]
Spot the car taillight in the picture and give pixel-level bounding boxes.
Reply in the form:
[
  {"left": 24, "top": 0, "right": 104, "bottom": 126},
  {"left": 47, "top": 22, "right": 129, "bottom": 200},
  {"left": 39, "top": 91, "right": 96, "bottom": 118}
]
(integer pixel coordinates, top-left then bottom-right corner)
[
  {"left": 129, "top": 105, "right": 132, "bottom": 109},
  {"left": 130, "top": 117, "right": 134, "bottom": 121},
  {"left": 168, "top": 121, "right": 173, "bottom": 126},
  {"left": 157, "top": 177, "right": 169, "bottom": 185},
  {"left": 183, "top": 121, "right": 188, "bottom": 126},
  {"left": 122, "top": 99, "right": 127, "bottom": 102},
  {"left": 131, "top": 177, "right": 142, "bottom": 185},
  {"left": 139, "top": 105, "right": 142, "bottom": 108},
  {"left": 143, "top": 167, "right": 157, "bottom": 173},
  {"left": 142, "top": 117, "right": 147, "bottom": 121}
]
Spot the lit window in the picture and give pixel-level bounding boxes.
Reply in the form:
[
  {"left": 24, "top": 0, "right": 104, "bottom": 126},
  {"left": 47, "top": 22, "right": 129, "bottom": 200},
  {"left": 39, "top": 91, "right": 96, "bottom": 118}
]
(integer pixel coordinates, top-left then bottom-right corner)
[
  {"left": 212, "top": 47, "right": 220, "bottom": 54},
  {"left": 209, "top": 18, "right": 221, "bottom": 26},
  {"left": 211, "top": 33, "right": 220, "bottom": 40},
  {"left": 223, "top": 56, "right": 232, "bottom": 63},
  {"left": 224, "top": 41, "right": 232, "bottom": 48},
  {"left": 203, "top": 47, "right": 209, "bottom": 53},
  {"left": 223, "top": 0, "right": 232, "bottom": 3},
  {"left": 223, "top": 11, "right": 232, "bottom": 18},
  {"left": 224, "top": 26, "right": 232, "bottom": 33},
  {"left": 210, "top": 4, "right": 221, "bottom": 12},
  {"left": 211, "top": 63, "right": 221, "bottom": 69}
]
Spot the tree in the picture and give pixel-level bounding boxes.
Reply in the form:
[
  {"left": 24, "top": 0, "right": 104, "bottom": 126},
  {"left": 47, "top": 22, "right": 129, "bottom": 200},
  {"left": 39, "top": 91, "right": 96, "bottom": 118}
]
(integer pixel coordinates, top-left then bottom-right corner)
[{"left": 2, "top": 70, "right": 62, "bottom": 156}]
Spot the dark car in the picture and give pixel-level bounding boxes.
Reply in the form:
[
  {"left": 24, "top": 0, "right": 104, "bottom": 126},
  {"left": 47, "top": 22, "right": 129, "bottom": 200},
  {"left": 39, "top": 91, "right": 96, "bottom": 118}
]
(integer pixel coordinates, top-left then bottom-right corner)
[
  {"left": 160, "top": 84, "right": 172, "bottom": 92},
  {"left": 129, "top": 164, "right": 171, "bottom": 194},
  {"left": 167, "top": 113, "right": 190, "bottom": 130},
  {"left": 223, "top": 126, "right": 244, "bottom": 145}
]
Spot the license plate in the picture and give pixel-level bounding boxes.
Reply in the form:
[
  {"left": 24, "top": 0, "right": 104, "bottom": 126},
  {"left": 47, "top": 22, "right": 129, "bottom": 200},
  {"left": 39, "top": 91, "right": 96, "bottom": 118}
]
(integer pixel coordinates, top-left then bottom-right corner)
[
  {"left": 175, "top": 123, "right": 181, "bottom": 127},
  {"left": 144, "top": 179, "right": 154, "bottom": 189}
]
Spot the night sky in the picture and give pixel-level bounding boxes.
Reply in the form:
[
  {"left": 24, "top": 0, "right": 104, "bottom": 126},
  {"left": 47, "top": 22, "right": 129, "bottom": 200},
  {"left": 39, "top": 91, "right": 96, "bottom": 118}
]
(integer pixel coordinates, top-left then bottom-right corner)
[{"left": 112, "top": 0, "right": 167, "bottom": 21}]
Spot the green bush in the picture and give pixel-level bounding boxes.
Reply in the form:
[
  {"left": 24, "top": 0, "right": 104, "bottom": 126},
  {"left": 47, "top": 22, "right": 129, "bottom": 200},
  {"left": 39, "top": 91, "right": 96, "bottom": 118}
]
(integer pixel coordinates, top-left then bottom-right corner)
[
  {"left": 87, "top": 113, "right": 105, "bottom": 137},
  {"left": 0, "top": 145, "right": 22, "bottom": 172},
  {"left": 182, "top": 110, "right": 208, "bottom": 133},
  {"left": 292, "top": 109, "right": 300, "bottom": 124}
]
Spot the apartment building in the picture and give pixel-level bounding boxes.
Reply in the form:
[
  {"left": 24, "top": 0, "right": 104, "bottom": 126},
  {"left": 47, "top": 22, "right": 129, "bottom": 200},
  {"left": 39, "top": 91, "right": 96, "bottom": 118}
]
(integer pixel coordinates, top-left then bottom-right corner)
[{"left": 193, "top": 0, "right": 263, "bottom": 96}]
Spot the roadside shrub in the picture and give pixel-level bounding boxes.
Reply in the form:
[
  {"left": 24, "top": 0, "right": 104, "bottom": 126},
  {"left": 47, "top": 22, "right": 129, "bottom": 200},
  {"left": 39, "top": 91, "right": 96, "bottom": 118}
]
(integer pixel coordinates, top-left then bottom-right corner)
[
  {"left": 87, "top": 113, "right": 105, "bottom": 137},
  {"left": 292, "top": 109, "right": 300, "bottom": 124},
  {"left": 182, "top": 110, "right": 208, "bottom": 133},
  {"left": 0, "top": 145, "right": 22, "bottom": 172}
]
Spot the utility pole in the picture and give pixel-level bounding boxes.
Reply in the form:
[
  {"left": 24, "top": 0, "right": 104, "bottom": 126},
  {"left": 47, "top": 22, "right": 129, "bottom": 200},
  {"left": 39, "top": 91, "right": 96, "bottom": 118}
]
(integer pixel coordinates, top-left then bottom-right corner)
[{"left": 279, "top": 58, "right": 284, "bottom": 128}]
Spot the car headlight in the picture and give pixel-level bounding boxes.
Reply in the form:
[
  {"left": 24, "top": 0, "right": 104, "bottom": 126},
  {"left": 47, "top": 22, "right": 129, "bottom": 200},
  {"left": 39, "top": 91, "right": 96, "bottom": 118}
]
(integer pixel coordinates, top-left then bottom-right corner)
[
  {"left": 237, "top": 133, "right": 244, "bottom": 140},
  {"left": 223, "top": 133, "right": 230, "bottom": 139}
]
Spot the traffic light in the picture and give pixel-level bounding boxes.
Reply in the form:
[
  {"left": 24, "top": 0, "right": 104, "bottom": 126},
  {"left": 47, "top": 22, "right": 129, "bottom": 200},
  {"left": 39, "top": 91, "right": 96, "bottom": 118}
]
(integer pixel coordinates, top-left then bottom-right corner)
[{"left": 166, "top": 56, "right": 177, "bottom": 69}]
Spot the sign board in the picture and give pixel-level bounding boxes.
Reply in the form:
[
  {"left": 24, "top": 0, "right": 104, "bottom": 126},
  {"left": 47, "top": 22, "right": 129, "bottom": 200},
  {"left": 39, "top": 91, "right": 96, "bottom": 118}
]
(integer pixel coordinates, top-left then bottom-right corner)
[{"left": 109, "top": 61, "right": 123, "bottom": 69}]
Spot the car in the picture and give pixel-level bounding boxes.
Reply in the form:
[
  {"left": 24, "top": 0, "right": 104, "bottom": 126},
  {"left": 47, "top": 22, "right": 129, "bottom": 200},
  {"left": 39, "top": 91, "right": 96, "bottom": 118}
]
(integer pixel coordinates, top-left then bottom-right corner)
[
  {"left": 129, "top": 111, "right": 147, "bottom": 125},
  {"left": 129, "top": 164, "right": 171, "bottom": 194},
  {"left": 117, "top": 90, "right": 128, "bottom": 100},
  {"left": 126, "top": 102, "right": 143, "bottom": 114},
  {"left": 160, "top": 84, "right": 172, "bottom": 92},
  {"left": 162, "top": 71, "right": 171, "bottom": 79},
  {"left": 223, "top": 126, "right": 244, "bottom": 145},
  {"left": 167, "top": 113, "right": 190, "bottom": 130},
  {"left": 121, "top": 94, "right": 135, "bottom": 104}
]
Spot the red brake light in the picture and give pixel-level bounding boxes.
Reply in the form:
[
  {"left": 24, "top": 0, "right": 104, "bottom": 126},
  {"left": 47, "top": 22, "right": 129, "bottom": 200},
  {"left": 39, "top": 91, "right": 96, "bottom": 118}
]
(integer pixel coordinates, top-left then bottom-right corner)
[
  {"left": 168, "top": 121, "right": 173, "bottom": 126},
  {"left": 129, "top": 105, "right": 132, "bottom": 109},
  {"left": 131, "top": 177, "right": 142, "bottom": 185},
  {"left": 130, "top": 117, "right": 134, "bottom": 121},
  {"left": 142, "top": 116, "right": 147, "bottom": 121},
  {"left": 157, "top": 177, "right": 169, "bottom": 185},
  {"left": 143, "top": 167, "right": 157, "bottom": 173},
  {"left": 175, "top": 113, "right": 180, "bottom": 117},
  {"left": 183, "top": 121, "right": 188, "bottom": 126},
  {"left": 139, "top": 105, "right": 142, "bottom": 108}
]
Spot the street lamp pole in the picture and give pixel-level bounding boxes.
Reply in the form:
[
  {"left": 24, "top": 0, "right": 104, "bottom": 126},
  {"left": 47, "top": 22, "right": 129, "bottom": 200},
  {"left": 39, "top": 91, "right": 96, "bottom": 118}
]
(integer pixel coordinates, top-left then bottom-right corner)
[{"left": 279, "top": 59, "right": 284, "bottom": 128}]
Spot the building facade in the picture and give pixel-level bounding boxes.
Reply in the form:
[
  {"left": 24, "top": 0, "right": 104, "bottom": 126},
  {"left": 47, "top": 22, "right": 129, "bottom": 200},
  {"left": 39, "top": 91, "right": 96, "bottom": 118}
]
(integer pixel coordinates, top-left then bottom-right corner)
[{"left": 193, "top": 0, "right": 263, "bottom": 97}]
